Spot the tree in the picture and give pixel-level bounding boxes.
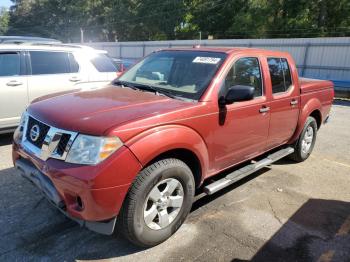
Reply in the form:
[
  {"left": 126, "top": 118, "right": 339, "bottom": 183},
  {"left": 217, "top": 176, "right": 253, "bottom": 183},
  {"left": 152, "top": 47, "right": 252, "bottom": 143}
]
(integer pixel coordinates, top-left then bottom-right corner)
[
  {"left": 0, "top": 7, "right": 9, "bottom": 35},
  {"left": 186, "top": 0, "right": 251, "bottom": 39},
  {"left": 7, "top": 0, "right": 90, "bottom": 42},
  {"left": 5, "top": 0, "right": 350, "bottom": 41},
  {"left": 134, "top": 0, "right": 186, "bottom": 40}
]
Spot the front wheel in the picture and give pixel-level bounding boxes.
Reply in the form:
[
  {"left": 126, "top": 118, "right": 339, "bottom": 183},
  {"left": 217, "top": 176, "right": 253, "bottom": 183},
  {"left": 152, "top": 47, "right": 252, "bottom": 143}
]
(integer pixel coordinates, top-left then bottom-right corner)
[
  {"left": 118, "top": 158, "right": 195, "bottom": 247},
  {"left": 290, "top": 116, "right": 318, "bottom": 162}
]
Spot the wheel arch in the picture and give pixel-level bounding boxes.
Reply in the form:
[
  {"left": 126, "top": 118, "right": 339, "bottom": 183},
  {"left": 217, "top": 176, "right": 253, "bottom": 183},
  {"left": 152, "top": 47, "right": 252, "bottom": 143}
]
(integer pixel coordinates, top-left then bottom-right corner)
[
  {"left": 144, "top": 148, "right": 202, "bottom": 188},
  {"left": 126, "top": 125, "right": 209, "bottom": 188},
  {"left": 289, "top": 98, "right": 322, "bottom": 144},
  {"left": 309, "top": 109, "right": 322, "bottom": 129}
]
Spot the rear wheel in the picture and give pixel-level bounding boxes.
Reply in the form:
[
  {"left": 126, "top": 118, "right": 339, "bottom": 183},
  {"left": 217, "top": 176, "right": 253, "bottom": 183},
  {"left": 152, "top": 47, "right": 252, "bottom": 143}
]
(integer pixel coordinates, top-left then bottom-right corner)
[
  {"left": 290, "top": 116, "right": 317, "bottom": 162},
  {"left": 118, "top": 158, "right": 195, "bottom": 247}
]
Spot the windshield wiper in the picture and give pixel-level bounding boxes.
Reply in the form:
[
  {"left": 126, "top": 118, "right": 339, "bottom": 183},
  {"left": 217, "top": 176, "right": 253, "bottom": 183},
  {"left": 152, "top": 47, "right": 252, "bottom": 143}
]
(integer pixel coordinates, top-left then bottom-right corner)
[
  {"left": 113, "top": 80, "right": 138, "bottom": 90},
  {"left": 114, "top": 80, "right": 182, "bottom": 100},
  {"left": 133, "top": 83, "right": 181, "bottom": 100}
]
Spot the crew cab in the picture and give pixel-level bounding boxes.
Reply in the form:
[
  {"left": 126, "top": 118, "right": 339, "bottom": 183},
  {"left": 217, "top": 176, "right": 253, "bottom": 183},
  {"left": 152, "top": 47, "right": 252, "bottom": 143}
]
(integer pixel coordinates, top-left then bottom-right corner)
[{"left": 12, "top": 47, "right": 334, "bottom": 247}]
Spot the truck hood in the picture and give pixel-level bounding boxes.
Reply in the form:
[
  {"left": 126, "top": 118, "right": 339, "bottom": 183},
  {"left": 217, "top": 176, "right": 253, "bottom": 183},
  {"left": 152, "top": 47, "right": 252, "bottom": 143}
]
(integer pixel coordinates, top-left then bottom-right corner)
[{"left": 28, "top": 85, "right": 192, "bottom": 135}]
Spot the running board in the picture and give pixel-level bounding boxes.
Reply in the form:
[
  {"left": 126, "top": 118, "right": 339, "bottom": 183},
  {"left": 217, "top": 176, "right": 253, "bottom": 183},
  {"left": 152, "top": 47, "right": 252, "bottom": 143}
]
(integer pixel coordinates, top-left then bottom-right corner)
[{"left": 204, "top": 147, "right": 294, "bottom": 195}]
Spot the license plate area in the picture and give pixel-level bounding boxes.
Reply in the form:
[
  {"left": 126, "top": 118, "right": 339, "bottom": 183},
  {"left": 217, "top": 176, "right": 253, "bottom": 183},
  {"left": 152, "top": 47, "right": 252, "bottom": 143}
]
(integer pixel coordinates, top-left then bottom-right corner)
[{"left": 15, "top": 158, "right": 64, "bottom": 208}]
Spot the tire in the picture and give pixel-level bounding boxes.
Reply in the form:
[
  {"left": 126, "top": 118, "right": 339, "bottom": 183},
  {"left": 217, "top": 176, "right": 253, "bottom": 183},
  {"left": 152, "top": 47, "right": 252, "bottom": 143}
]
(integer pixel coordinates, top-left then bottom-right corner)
[
  {"left": 290, "top": 116, "right": 318, "bottom": 162},
  {"left": 118, "top": 158, "right": 195, "bottom": 247}
]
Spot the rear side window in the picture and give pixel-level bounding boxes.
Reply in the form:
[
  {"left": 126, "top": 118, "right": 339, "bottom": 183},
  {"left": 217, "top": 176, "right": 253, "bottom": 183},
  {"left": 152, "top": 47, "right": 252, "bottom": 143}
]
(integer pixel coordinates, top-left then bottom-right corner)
[
  {"left": 0, "top": 52, "right": 20, "bottom": 77},
  {"left": 68, "top": 53, "right": 79, "bottom": 73},
  {"left": 267, "top": 57, "right": 293, "bottom": 94},
  {"left": 91, "top": 54, "right": 117, "bottom": 72},
  {"left": 225, "top": 57, "right": 263, "bottom": 97},
  {"left": 281, "top": 58, "right": 292, "bottom": 89},
  {"left": 30, "top": 51, "right": 70, "bottom": 75}
]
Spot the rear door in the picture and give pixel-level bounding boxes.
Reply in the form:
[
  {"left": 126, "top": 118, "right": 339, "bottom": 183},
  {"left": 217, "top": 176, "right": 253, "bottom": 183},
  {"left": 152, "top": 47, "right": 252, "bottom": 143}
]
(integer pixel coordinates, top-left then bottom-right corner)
[
  {"left": 266, "top": 57, "right": 300, "bottom": 149},
  {"left": 0, "top": 51, "right": 28, "bottom": 129},
  {"left": 27, "top": 51, "right": 83, "bottom": 102}
]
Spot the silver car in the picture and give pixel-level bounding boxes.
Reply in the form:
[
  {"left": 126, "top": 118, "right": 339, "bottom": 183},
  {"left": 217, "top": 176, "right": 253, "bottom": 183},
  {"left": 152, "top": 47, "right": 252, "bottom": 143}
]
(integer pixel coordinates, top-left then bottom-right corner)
[{"left": 0, "top": 43, "right": 117, "bottom": 133}]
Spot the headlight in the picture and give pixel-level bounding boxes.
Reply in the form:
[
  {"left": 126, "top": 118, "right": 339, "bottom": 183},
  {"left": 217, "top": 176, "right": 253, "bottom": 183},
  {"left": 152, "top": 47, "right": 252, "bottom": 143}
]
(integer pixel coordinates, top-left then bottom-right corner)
[
  {"left": 66, "top": 135, "right": 123, "bottom": 165},
  {"left": 14, "top": 111, "right": 28, "bottom": 141}
]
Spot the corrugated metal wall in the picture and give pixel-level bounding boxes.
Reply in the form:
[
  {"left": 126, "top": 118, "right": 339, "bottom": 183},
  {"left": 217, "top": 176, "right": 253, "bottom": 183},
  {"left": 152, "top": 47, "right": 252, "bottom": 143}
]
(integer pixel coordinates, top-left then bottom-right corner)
[{"left": 85, "top": 37, "right": 350, "bottom": 83}]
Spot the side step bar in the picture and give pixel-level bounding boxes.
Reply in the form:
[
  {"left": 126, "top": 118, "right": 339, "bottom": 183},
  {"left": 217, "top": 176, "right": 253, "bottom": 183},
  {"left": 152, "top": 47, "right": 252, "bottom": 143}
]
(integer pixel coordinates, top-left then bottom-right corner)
[{"left": 204, "top": 147, "right": 294, "bottom": 195}]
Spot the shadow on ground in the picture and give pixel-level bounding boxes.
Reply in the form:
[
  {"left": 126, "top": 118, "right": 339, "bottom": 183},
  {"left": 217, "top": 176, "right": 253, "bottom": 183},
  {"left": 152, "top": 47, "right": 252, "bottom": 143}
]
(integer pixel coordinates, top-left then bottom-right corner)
[
  {"left": 0, "top": 133, "right": 13, "bottom": 146},
  {"left": 233, "top": 199, "right": 350, "bottom": 262},
  {"left": 333, "top": 99, "right": 350, "bottom": 107},
  {"left": 192, "top": 167, "right": 271, "bottom": 212}
]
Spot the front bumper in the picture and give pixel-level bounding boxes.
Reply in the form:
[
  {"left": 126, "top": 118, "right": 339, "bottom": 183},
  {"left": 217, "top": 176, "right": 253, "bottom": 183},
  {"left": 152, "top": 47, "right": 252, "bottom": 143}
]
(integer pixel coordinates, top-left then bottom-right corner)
[
  {"left": 15, "top": 158, "right": 117, "bottom": 234},
  {"left": 13, "top": 141, "right": 143, "bottom": 235}
]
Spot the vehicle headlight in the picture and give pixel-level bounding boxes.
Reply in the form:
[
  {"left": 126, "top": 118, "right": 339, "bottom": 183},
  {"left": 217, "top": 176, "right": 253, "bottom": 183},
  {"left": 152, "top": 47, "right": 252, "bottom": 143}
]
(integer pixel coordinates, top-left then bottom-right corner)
[
  {"left": 66, "top": 135, "right": 123, "bottom": 165},
  {"left": 14, "top": 111, "right": 28, "bottom": 141}
]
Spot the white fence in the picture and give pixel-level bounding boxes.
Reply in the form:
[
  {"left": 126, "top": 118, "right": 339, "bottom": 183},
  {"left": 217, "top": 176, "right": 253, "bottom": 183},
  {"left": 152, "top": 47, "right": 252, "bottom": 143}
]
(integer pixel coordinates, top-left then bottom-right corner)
[{"left": 84, "top": 37, "right": 350, "bottom": 84}]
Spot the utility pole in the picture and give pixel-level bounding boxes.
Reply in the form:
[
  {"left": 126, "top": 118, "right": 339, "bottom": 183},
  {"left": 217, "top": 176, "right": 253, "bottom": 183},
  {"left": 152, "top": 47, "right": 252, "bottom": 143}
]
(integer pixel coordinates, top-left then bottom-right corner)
[
  {"left": 80, "top": 28, "right": 84, "bottom": 43},
  {"left": 199, "top": 31, "right": 202, "bottom": 46}
]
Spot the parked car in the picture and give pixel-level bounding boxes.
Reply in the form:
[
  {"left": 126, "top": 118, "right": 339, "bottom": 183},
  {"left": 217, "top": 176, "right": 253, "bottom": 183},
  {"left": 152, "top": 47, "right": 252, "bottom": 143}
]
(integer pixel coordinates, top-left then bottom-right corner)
[
  {"left": 13, "top": 47, "right": 334, "bottom": 247},
  {"left": 0, "top": 36, "right": 61, "bottom": 44},
  {"left": 0, "top": 43, "right": 117, "bottom": 133}
]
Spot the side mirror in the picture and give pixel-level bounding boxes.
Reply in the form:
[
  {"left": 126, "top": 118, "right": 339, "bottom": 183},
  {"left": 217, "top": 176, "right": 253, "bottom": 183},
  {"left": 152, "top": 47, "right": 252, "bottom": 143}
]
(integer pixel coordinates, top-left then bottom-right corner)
[{"left": 219, "top": 85, "right": 255, "bottom": 106}]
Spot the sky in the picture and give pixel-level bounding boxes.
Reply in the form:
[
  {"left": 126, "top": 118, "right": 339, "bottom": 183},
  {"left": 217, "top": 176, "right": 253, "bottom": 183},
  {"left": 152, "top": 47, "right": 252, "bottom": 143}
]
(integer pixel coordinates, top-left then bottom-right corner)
[{"left": 0, "top": 0, "right": 12, "bottom": 9}]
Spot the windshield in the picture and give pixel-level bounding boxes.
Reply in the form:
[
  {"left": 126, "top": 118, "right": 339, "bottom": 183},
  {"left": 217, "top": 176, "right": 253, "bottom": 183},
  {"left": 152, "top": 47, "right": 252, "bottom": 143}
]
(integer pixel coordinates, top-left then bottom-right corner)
[{"left": 118, "top": 50, "right": 227, "bottom": 100}]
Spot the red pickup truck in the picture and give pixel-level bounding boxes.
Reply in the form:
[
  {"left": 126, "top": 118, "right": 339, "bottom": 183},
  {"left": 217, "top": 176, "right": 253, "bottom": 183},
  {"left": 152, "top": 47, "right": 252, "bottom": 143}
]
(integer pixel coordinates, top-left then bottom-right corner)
[{"left": 12, "top": 47, "right": 334, "bottom": 247}]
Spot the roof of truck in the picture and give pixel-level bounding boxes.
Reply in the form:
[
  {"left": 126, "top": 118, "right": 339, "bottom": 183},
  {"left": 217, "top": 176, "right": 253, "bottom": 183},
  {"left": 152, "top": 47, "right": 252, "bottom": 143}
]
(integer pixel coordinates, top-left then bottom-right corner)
[{"left": 161, "top": 46, "right": 291, "bottom": 56}]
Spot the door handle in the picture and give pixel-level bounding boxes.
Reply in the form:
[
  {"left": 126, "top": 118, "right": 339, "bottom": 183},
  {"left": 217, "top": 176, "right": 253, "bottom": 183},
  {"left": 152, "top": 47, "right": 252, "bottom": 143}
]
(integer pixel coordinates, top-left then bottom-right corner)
[
  {"left": 6, "top": 80, "right": 23, "bottom": 86},
  {"left": 69, "top": 77, "right": 81, "bottom": 82},
  {"left": 290, "top": 99, "right": 298, "bottom": 106},
  {"left": 259, "top": 106, "right": 270, "bottom": 113}
]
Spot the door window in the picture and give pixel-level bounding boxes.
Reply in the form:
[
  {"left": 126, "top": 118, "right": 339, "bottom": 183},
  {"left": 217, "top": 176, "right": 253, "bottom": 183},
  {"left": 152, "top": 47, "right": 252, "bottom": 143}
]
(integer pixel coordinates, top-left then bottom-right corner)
[
  {"left": 68, "top": 53, "right": 80, "bottom": 73},
  {"left": 90, "top": 54, "right": 117, "bottom": 72},
  {"left": 224, "top": 57, "right": 263, "bottom": 97},
  {"left": 30, "top": 51, "right": 70, "bottom": 75},
  {"left": 281, "top": 58, "right": 292, "bottom": 89},
  {"left": 267, "top": 58, "right": 292, "bottom": 94},
  {"left": 0, "top": 52, "right": 20, "bottom": 77}
]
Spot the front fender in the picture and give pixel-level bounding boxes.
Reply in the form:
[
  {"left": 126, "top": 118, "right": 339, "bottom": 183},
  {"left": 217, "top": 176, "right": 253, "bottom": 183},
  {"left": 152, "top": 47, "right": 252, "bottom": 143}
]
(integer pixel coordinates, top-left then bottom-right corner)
[
  {"left": 125, "top": 125, "right": 209, "bottom": 181},
  {"left": 289, "top": 97, "right": 322, "bottom": 143}
]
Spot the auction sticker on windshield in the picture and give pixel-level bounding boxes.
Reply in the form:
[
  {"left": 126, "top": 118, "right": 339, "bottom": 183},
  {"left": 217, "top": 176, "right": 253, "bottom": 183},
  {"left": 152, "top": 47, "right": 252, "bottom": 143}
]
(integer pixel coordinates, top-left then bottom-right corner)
[{"left": 193, "top": 57, "right": 221, "bottom": 64}]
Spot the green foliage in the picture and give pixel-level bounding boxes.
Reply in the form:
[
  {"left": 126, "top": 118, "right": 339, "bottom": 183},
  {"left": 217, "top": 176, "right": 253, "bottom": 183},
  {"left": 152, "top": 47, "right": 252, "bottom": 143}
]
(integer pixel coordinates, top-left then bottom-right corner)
[
  {"left": 3, "top": 0, "right": 350, "bottom": 41},
  {"left": 0, "top": 7, "right": 9, "bottom": 35}
]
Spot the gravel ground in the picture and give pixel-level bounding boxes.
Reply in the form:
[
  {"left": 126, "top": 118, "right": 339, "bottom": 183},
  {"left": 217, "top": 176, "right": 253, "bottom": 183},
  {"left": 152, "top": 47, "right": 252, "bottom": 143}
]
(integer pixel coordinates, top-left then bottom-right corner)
[{"left": 0, "top": 100, "right": 349, "bottom": 262}]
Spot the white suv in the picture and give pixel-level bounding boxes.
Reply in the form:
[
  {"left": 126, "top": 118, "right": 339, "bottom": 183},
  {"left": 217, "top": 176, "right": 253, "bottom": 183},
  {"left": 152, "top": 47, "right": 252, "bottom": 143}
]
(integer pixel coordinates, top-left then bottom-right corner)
[{"left": 0, "top": 43, "right": 117, "bottom": 133}]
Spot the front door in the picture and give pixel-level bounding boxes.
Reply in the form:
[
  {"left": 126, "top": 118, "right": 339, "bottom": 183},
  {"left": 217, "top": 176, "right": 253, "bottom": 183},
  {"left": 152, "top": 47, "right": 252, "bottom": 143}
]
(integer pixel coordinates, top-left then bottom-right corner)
[
  {"left": 213, "top": 57, "right": 270, "bottom": 171},
  {"left": 0, "top": 51, "right": 28, "bottom": 129}
]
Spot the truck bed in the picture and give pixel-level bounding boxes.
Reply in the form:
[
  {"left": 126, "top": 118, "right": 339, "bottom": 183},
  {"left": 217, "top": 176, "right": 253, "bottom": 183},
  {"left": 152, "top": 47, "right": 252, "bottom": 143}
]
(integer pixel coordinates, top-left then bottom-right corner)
[
  {"left": 299, "top": 77, "right": 333, "bottom": 93},
  {"left": 299, "top": 77, "right": 334, "bottom": 127}
]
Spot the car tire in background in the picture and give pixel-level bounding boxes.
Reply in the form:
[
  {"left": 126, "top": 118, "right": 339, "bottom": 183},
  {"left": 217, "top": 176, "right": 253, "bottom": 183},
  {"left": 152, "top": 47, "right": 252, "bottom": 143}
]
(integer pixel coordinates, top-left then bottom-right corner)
[
  {"left": 290, "top": 116, "right": 318, "bottom": 162},
  {"left": 118, "top": 158, "right": 195, "bottom": 247}
]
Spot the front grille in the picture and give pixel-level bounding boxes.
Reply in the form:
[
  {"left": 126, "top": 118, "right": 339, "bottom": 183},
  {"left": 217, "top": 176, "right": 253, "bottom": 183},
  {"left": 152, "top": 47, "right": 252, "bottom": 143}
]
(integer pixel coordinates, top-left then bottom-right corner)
[
  {"left": 56, "top": 133, "right": 71, "bottom": 156},
  {"left": 26, "top": 117, "right": 50, "bottom": 148},
  {"left": 22, "top": 115, "right": 78, "bottom": 161}
]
